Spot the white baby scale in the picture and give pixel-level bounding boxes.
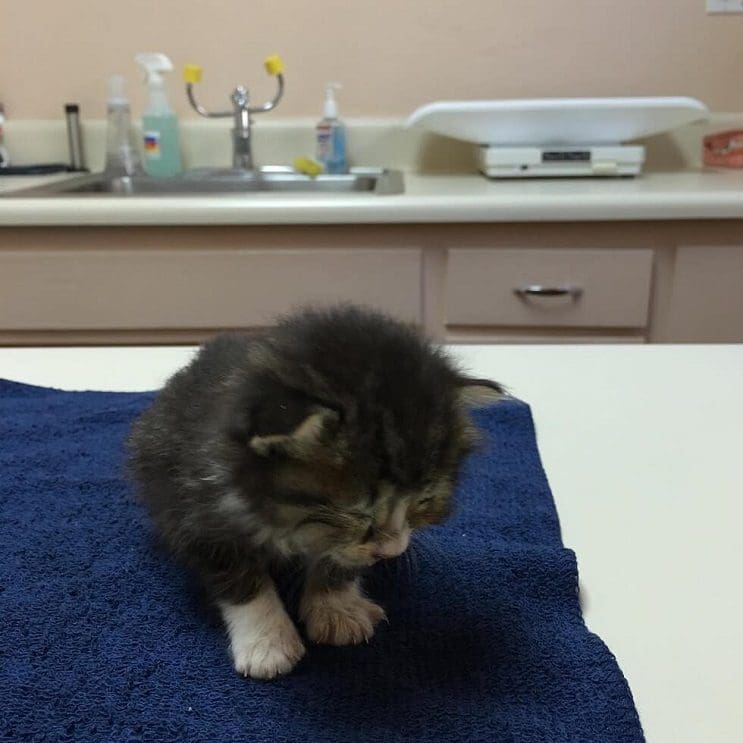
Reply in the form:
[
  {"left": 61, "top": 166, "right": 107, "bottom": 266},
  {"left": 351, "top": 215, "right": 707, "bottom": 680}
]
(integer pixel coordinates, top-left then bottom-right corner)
[{"left": 406, "top": 97, "right": 709, "bottom": 178}]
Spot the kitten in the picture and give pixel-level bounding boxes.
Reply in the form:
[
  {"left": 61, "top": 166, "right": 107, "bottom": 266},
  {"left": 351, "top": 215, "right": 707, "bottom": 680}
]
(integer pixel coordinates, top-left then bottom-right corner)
[{"left": 126, "top": 304, "right": 502, "bottom": 679}]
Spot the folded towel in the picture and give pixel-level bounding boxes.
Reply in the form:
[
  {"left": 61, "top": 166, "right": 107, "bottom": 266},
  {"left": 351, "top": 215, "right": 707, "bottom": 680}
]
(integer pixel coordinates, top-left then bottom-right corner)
[{"left": 0, "top": 379, "right": 644, "bottom": 742}]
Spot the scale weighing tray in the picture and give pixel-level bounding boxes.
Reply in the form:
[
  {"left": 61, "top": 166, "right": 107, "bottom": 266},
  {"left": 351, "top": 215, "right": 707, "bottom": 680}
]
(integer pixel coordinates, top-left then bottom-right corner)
[{"left": 406, "top": 97, "right": 708, "bottom": 178}]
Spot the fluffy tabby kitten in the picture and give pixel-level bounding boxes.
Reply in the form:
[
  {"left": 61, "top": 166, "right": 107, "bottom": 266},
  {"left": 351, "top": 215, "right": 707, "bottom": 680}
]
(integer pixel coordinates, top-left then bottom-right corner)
[{"left": 127, "top": 304, "right": 502, "bottom": 679}]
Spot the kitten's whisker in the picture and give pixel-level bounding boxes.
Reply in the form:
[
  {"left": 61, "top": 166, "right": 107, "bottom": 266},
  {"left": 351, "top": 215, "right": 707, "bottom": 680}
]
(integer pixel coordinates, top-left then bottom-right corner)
[
  {"left": 410, "top": 533, "right": 443, "bottom": 566},
  {"left": 411, "top": 546, "right": 422, "bottom": 575},
  {"left": 413, "top": 532, "right": 470, "bottom": 581},
  {"left": 403, "top": 550, "right": 414, "bottom": 584}
]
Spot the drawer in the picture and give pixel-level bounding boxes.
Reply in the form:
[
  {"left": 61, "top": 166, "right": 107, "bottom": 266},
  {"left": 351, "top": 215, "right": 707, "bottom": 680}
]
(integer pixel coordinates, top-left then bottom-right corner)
[
  {"left": 0, "top": 248, "right": 422, "bottom": 330},
  {"left": 445, "top": 248, "right": 653, "bottom": 328}
]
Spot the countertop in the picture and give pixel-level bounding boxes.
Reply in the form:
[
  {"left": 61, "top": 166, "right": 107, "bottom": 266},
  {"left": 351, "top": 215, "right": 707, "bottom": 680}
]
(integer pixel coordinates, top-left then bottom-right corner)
[
  {"left": 2, "top": 169, "right": 743, "bottom": 225},
  {"left": 1, "top": 344, "right": 741, "bottom": 742}
]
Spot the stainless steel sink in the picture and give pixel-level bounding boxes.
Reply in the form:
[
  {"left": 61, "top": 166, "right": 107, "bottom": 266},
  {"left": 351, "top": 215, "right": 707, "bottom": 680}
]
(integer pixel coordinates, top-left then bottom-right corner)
[{"left": 5, "top": 167, "right": 404, "bottom": 196}]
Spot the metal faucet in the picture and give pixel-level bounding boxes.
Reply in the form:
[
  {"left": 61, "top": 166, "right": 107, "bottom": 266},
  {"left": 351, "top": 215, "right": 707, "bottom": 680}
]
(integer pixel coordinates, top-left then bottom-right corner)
[{"left": 184, "top": 55, "right": 284, "bottom": 172}]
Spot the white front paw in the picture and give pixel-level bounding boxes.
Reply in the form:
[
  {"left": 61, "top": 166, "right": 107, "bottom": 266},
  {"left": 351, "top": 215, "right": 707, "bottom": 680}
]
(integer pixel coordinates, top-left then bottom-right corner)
[
  {"left": 219, "top": 587, "right": 306, "bottom": 680},
  {"left": 231, "top": 623, "right": 305, "bottom": 680},
  {"left": 301, "top": 582, "right": 386, "bottom": 646}
]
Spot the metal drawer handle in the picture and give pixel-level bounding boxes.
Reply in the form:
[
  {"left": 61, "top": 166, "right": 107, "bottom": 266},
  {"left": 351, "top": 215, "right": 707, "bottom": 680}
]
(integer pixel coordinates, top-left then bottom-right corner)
[{"left": 514, "top": 285, "right": 583, "bottom": 299}]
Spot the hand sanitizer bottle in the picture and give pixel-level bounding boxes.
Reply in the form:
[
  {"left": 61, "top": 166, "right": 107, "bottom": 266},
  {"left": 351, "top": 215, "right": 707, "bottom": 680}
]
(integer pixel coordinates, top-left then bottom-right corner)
[
  {"left": 135, "top": 52, "right": 183, "bottom": 177},
  {"left": 316, "top": 83, "right": 348, "bottom": 174}
]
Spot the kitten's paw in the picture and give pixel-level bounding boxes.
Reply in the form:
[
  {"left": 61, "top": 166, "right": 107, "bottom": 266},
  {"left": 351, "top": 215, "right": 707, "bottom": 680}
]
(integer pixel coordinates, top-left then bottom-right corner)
[
  {"left": 231, "top": 622, "right": 306, "bottom": 680},
  {"left": 301, "top": 583, "right": 386, "bottom": 646}
]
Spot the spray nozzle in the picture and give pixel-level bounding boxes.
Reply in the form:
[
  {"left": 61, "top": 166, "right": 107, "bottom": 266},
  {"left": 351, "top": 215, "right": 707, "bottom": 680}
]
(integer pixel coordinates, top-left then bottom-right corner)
[
  {"left": 323, "top": 82, "right": 342, "bottom": 119},
  {"left": 135, "top": 52, "right": 174, "bottom": 86},
  {"left": 108, "top": 74, "right": 129, "bottom": 106}
]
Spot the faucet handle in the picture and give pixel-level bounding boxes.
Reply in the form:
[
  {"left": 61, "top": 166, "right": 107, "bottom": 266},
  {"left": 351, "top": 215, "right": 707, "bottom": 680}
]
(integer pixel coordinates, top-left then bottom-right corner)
[
  {"left": 184, "top": 56, "right": 284, "bottom": 120},
  {"left": 184, "top": 63, "right": 232, "bottom": 119},
  {"left": 250, "top": 56, "right": 285, "bottom": 114}
]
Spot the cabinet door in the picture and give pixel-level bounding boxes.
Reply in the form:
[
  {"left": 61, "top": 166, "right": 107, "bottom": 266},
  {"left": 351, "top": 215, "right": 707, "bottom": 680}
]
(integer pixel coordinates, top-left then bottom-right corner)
[
  {"left": 445, "top": 248, "right": 653, "bottom": 329},
  {"left": 666, "top": 246, "right": 743, "bottom": 342},
  {"left": 0, "top": 248, "right": 422, "bottom": 330}
]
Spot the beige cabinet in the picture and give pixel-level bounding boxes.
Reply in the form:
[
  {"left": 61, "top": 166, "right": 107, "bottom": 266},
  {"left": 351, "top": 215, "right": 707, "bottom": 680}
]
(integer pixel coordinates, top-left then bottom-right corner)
[
  {"left": 0, "top": 226, "right": 423, "bottom": 344},
  {"left": 0, "top": 221, "right": 741, "bottom": 344},
  {"left": 664, "top": 245, "right": 743, "bottom": 342}
]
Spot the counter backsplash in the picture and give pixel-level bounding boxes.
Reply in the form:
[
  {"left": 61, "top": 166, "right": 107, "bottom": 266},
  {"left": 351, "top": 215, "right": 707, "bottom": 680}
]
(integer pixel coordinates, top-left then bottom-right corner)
[{"left": 4, "top": 114, "right": 742, "bottom": 176}]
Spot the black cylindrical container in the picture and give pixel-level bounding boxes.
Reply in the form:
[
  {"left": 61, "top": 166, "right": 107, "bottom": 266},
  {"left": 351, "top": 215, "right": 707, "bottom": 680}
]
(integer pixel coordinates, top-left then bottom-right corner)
[{"left": 65, "top": 103, "right": 86, "bottom": 171}]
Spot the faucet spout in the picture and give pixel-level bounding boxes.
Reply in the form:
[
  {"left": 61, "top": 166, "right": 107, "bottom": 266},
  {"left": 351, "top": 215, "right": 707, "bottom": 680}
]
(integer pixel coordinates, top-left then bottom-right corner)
[{"left": 231, "top": 86, "right": 254, "bottom": 170}]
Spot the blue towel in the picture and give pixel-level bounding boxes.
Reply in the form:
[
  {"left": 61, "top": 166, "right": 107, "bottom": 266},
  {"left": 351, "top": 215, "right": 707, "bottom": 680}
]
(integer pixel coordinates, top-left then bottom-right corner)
[{"left": 1, "top": 378, "right": 644, "bottom": 742}]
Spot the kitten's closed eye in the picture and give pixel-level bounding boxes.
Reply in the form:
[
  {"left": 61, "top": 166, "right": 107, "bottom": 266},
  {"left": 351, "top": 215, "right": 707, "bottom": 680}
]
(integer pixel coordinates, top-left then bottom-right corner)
[
  {"left": 297, "top": 506, "right": 371, "bottom": 534},
  {"left": 274, "top": 489, "right": 330, "bottom": 509}
]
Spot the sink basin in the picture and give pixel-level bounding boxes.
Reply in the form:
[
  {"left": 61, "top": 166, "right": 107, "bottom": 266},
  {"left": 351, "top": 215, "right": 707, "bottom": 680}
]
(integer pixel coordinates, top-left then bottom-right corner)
[{"left": 5, "top": 167, "right": 404, "bottom": 197}]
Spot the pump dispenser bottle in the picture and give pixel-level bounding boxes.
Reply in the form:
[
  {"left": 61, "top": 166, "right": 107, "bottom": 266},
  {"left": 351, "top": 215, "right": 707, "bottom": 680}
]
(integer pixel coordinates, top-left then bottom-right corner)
[
  {"left": 104, "top": 75, "right": 143, "bottom": 176},
  {"left": 315, "top": 83, "right": 348, "bottom": 174},
  {"left": 135, "top": 52, "right": 183, "bottom": 177}
]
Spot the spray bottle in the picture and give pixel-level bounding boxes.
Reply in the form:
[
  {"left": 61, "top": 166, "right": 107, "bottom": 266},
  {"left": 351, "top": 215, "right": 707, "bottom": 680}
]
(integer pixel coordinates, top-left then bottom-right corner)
[
  {"left": 104, "top": 75, "right": 143, "bottom": 176},
  {"left": 135, "top": 52, "right": 182, "bottom": 177},
  {"left": 316, "top": 83, "right": 348, "bottom": 174}
]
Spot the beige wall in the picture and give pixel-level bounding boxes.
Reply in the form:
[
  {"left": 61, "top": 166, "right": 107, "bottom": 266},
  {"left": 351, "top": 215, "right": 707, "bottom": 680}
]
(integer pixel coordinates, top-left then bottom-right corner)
[{"left": 2, "top": 0, "right": 743, "bottom": 120}]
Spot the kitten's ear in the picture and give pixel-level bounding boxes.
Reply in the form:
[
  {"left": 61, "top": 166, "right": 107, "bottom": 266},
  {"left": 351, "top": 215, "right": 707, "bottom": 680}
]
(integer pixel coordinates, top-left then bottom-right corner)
[
  {"left": 457, "top": 376, "right": 507, "bottom": 408},
  {"left": 248, "top": 406, "right": 340, "bottom": 459},
  {"left": 456, "top": 377, "right": 507, "bottom": 450}
]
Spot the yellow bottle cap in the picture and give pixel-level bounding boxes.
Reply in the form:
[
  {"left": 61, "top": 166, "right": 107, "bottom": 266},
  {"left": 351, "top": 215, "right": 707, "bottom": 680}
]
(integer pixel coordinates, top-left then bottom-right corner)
[
  {"left": 264, "top": 55, "right": 284, "bottom": 76},
  {"left": 183, "top": 64, "right": 203, "bottom": 84}
]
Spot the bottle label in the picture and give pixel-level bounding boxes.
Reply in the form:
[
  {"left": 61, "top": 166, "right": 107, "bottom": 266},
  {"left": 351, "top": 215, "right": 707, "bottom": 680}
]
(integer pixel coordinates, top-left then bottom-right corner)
[
  {"left": 316, "top": 124, "right": 332, "bottom": 162},
  {"left": 143, "top": 131, "right": 161, "bottom": 160}
]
